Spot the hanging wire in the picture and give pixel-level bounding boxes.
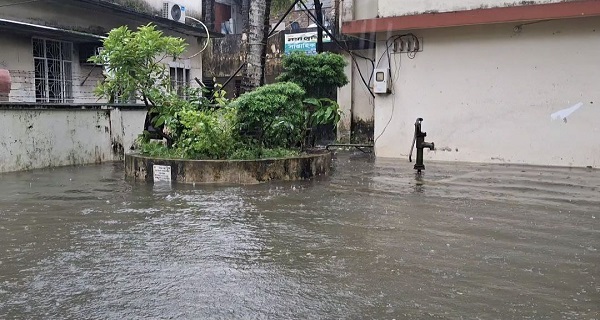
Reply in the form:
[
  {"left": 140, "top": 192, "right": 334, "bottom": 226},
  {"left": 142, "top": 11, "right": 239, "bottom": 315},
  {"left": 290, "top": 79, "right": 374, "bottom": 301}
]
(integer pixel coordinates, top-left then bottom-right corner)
[{"left": 180, "top": 16, "right": 211, "bottom": 60}]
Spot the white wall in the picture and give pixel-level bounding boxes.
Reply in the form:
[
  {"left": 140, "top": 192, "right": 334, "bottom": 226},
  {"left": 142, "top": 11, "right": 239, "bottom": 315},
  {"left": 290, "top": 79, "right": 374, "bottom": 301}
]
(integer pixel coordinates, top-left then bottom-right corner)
[
  {"left": 344, "top": 0, "right": 584, "bottom": 22},
  {"left": 1, "top": 34, "right": 35, "bottom": 102},
  {"left": 338, "top": 50, "right": 375, "bottom": 142},
  {"left": 0, "top": 108, "right": 146, "bottom": 173},
  {"left": 352, "top": 49, "right": 375, "bottom": 122},
  {"left": 354, "top": 0, "right": 378, "bottom": 20},
  {"left": 376, "top": 0, "right": 575, "bottom": 17},
  {"left": 373, "top": 17, "right": 600, "bottom": 168},
  {"left": 337, "top": 52, "right": 353, "bottom": 142}
]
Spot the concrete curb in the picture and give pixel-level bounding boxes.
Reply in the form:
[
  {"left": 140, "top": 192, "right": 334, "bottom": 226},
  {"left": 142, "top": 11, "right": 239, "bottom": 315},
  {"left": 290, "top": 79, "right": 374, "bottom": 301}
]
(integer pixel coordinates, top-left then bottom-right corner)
[{"left": 124, "top": 151, "right": 333, "bottom": 184}]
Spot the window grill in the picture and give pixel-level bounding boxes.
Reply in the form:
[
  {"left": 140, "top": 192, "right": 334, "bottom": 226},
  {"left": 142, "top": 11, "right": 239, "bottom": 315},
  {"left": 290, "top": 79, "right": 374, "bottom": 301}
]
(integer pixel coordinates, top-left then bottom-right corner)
[
  {"left": 33, "top": 38, "right": 73, "bottom": 103},
  {"left": 170, "top": 66, "right": 190, "bottom": 98}
]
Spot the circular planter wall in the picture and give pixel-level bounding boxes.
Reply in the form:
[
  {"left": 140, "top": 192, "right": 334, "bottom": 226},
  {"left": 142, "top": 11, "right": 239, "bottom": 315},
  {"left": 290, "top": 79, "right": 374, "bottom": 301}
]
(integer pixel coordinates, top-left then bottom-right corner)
[{"left": 125, "top": 151, "right": 332, "bottom": 184}]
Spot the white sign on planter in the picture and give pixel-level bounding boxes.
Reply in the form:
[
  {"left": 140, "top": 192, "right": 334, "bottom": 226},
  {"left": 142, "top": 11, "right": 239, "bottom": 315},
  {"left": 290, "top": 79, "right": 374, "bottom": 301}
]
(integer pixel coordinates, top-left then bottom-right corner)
[{"left": 153, "top": 165, "right": 172, "bottom": 182}]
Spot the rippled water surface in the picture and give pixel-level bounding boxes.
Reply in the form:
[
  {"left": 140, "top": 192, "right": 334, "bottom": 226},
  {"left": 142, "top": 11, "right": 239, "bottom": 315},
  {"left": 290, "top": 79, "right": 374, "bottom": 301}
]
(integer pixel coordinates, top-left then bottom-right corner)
[{"left": 1, "top": 153, "right": 598, "bottom": 319}]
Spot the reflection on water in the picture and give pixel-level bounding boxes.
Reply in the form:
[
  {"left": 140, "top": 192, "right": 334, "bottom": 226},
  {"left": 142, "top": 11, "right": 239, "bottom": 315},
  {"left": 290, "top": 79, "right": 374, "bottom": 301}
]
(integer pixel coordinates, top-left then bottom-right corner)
[{"left": 0, "top": 154, "right": 598, "bottom": 319}]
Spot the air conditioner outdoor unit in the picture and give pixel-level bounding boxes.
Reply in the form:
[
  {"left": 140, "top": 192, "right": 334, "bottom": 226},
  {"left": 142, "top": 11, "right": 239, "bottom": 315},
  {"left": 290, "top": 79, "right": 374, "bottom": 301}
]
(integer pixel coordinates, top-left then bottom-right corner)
[{"left": 163, "top": 2, "right": 186, "bottom": 23}]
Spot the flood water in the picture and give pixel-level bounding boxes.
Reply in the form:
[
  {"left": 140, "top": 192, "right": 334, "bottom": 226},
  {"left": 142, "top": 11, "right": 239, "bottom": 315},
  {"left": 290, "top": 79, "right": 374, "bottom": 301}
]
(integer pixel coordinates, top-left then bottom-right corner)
[{"left": 1, "top": 153, "right": 598, "bottom": 319}]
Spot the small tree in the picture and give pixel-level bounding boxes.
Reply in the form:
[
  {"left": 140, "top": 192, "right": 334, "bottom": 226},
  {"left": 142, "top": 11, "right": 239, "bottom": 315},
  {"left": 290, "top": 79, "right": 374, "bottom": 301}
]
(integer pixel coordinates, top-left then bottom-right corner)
[
  {"left": 231, "top": 82, "right": 306, "bottom": 149},
  {"left": 277, "top": 52, "right": 348, "bottom": 99},
  {"left": 241, "top": 0, "right": 272, "bottom": 92},
  {"left": 90, "top": 24, "right": 187, "bottom": 107},
  {"left": 278, "top": 52, "right": 348, "bottom": 146}
]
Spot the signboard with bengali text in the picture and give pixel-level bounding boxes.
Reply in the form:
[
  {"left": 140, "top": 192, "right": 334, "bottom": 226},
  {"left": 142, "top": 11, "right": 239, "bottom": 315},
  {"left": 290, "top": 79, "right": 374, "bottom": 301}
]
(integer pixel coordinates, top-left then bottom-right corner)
[{"left": 284, "top": 31, "right": 331, "bottom": 55}]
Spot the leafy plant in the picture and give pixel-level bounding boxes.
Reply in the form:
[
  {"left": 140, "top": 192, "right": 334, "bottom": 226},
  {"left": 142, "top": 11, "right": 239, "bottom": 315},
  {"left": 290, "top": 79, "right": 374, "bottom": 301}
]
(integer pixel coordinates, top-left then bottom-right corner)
[
  {"left": 304, "top": 97, "right": 342, "bottom": 128},
  {"left": 89, "top": 24, "right": 187, "bottom": 106},
  {"left": 136, "top": 139, "right": 183, "bottom": 158},
  {"left": 173, "top": 106, "right": 238, "bottom": 159},
  {"left": 94, "top": 25, "right": 320, "bottom": 160},
  {"left": 277, "top": 52, "right": 348, "bottom": 99},
  {"left": 229, "top": 147, "right": 299, "bottom": 160},
  {"left": 231, "top": 82, "right": 306, "bottom": 150},
  {"left": 211, "top": 83, "right": 229, "bottom": 107}
]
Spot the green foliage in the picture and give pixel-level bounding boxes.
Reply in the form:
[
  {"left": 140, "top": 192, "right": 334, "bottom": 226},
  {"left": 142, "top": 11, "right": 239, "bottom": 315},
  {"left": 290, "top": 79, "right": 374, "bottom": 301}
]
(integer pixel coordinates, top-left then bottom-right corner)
[
  {"left": 89, "top": 24, "right": 187, "bottom": 104},
  {"left": 277, "top": 52, "right": 348, "bottom": 98},
  {"left": 94, "top": 25, "right": 319, "bottom": 160},
  {"left": 231, "top": 82, "right": 306, "bottom": 149},
  {"left": 137, "top": 140, "right": 182, "bottom": 158},
  {"left": 173, "top": 106, "right": 238, "bottom": 159},
  {"left": 229, "top": 147, "right": 299, "bottom": 160},
  {"left": 211, "top": 84, "right": 230, "bottom": 107},
  {"left": 304, "top": 97, "right": 342, "bottom": 128},
  {"left": 271, "top": 0, "right": 296, "bottom": 13}
]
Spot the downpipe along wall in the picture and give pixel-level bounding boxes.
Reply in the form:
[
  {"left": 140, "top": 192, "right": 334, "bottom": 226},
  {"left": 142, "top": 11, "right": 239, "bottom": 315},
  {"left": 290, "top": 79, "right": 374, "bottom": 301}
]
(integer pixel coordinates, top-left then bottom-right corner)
[{"left": 0, "top": 105, "right": 147, "bottom": 173}]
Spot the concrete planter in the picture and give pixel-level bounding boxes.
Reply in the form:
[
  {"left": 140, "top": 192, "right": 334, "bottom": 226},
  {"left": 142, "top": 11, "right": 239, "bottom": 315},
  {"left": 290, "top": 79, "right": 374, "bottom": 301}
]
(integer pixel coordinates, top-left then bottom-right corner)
[{"left": 124, "top": 151, "right": 333, "bottom": 184}]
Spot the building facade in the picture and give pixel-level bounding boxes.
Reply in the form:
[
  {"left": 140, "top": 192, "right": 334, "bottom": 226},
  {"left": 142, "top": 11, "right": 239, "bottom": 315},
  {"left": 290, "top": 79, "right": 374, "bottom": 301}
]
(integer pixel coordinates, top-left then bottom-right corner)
[
  {"left": 340, "top": 0, "right": 600, "bottom": 168},
  {"left": 0, "top": 0, "right": 212, "bottom": 173},
  {"left": 0, "top": 0, "right": 208, "bottom": 103}
]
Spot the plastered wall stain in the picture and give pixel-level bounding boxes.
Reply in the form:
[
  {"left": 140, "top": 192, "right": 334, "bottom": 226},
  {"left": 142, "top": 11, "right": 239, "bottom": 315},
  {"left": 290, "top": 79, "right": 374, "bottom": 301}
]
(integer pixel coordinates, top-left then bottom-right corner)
[{"left": 0, "top": 107, "right": 147, "bottom": 173}]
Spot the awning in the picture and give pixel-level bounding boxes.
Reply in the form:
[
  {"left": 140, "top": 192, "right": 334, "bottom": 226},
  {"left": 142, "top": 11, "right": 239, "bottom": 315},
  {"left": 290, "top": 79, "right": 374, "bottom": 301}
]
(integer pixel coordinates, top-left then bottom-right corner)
[{"left": 0, "top": 18, "right": 105, "bottom": 43}]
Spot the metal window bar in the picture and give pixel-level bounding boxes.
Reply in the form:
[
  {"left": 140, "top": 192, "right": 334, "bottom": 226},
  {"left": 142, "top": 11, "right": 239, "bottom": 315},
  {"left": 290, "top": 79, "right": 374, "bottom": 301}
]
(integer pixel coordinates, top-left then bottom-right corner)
[
  {"left": 32, "top": 38, "right": 73, "bottom": 103},
  {"left": 170, "top": 67, "right": 191, "bottom": 99}
]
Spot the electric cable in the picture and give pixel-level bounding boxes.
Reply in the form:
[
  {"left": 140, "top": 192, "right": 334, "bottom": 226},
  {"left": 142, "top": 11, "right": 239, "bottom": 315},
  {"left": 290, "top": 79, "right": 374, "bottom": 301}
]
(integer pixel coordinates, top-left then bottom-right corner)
[
  {"left": 373, "top": 34, "right": 418, "bottom": 144},
  {"left": 297, "top": 0, "right": 375, "bottom": 97},
  {"left": 296, "top": 5, "right": 421, "bottom": 142},
  {"left": 180, "top": 16, "right": 210, "bottom": 60}
]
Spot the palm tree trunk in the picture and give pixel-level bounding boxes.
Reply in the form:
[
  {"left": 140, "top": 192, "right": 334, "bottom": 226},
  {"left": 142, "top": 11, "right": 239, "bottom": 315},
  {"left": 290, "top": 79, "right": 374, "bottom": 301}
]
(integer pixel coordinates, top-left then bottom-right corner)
[
  {"left": 241, "top": 0, "right": 271, "bottom": 92},
  {"left": 261, "top": 0, "right": 272, "bottom": 85}
]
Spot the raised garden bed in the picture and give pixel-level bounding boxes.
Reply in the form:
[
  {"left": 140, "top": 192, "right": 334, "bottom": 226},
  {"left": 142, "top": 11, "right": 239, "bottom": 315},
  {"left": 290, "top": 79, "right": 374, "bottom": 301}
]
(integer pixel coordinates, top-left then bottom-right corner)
[{"left": 124, "top": 151, "right": 332, "bottom": 184}]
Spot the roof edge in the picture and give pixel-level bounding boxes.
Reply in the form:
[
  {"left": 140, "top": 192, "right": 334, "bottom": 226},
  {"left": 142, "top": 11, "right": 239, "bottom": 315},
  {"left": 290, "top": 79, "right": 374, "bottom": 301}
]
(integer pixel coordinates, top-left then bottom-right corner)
[{"left": 342, "top": 0, "right": 600, "bottom": 34}]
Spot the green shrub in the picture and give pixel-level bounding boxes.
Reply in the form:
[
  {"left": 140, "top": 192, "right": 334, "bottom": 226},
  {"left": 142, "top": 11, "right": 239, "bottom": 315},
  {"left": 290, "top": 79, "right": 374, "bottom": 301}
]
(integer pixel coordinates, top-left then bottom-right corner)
[
  {"left": 137, "top": 140, "right": 183, "bottom": 158},
  {"left": 277, "top": 52, "right": 348, "bottom": 98},
  {"left": 95, "top": 25, "right": 313, "bottom": 160},
  {"left": 229, "top": 147, "right": 299, "bottom": 160},
  {"left": 231, "top": 82, "right": 306, "bottom": 149},
  {"left": 304, "top": 97, "right": 342, "bottom": 128},
  {"left": 173, "top": 106, "right": 238, "bottom": 160}
]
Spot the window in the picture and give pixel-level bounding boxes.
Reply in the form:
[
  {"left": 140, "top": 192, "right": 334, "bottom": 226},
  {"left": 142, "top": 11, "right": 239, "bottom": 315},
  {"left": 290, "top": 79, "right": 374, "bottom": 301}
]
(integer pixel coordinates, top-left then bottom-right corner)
[
  {"left": 170, "top": 66, "right": 190, "bottom": 98},
  {"left": 33, "top": 38, "right": 73, "bottom": 103}
]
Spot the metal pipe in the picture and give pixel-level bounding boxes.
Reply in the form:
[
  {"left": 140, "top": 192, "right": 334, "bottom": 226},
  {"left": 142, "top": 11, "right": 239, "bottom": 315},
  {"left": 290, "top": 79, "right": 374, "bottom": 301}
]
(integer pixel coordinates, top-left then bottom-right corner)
[
  {"left": 268, "top": 0, "right": 301, "bottom": 38},
  {"left": 410, "top": 118, "right": 435, "bottom": 172},
  {"left": 221, "top": 62, "right": 247, "bottom": 89}
]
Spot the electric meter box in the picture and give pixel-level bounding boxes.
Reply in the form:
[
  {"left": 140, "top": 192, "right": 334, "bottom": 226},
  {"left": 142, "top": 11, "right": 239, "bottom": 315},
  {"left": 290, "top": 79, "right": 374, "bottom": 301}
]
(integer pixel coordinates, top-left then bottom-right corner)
[{"left": 373, "top": 68, "right": 391, "bottom": 94}]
